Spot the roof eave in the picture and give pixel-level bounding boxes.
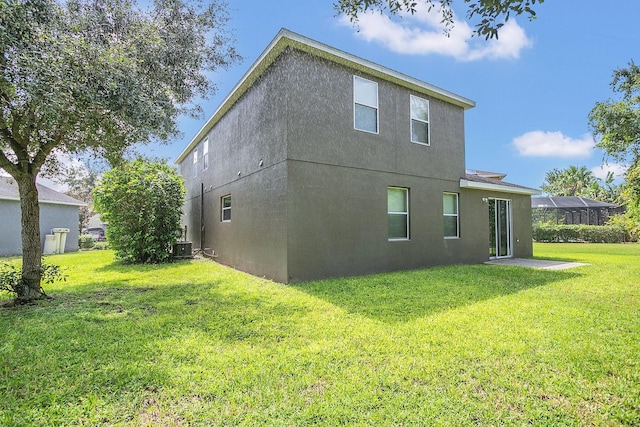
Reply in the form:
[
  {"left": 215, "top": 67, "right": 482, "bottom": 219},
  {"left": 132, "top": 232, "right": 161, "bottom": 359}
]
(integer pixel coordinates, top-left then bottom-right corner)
[
  {"left": 460, "top": 179, "right": 541, "bottom": 196},
  {"left": 0, "top": 195, "right": 86, "bottom": 206},
  {"left": 175, "top": 28, "right": 476, "bottom": 164}
]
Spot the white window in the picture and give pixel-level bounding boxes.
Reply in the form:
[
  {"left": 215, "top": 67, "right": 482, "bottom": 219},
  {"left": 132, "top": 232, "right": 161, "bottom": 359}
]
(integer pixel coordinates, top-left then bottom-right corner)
[
  {"left": 354, "top": 76, "right": 378, "bottom": 133},
  {"left": 202, "top": 138, "right": 209, "bottom": 171},
  {"left": 221, "top": 195, "right": 231, "bottom": 222},
  {"left": 388, "top": 187, "right": 409, "bottom": 240},
  {"left": 410, "top": 95, "right": 430, "bottom": 145},
  {"left": 193, "top": 148, "right": 198, "bottom": 178},
  {"left": 443, "top": 192, "right": 459, "bottom": 238}
]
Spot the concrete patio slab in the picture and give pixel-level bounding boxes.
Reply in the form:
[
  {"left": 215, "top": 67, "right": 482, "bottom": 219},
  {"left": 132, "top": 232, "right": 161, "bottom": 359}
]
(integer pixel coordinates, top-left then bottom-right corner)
[{"left": 485, "top": 258, "right": 588, "bottom": 270}]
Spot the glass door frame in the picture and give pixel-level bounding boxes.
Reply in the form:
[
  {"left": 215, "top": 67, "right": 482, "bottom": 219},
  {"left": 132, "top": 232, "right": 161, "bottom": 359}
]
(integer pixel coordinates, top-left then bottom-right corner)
[{"left": 489, "top": 198, "right": 513, "bottom": 259}]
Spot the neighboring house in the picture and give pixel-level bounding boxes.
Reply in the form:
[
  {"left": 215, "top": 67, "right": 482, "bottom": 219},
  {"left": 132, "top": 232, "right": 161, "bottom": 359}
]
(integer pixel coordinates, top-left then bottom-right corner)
[
  {"left": 532, "top": 196, "right": 620, "bottom": 225},
  {"left": 85, "top": 214, "right": 108, "bottom": 241},
  {"left": 0, "top": 176, "right": 84, "bottom": 257},
  {"left": 176, "top": 29, "right": 540, "bottom": 283}
]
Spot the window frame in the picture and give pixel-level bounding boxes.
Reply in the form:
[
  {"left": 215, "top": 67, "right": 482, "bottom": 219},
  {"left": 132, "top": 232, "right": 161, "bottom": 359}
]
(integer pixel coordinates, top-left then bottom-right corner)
[
  {"left": 410, "top": 94, "right": 430, "bottom": 145},
  {"left": 192, "top": 148, "right": 198, "bottom": 178},
  {"left": 388, "top": 186, "right": 409, "bottom": 241},
  {"left": 221, "top": 194, "right": 231, "bottom": 223},
  {"left": 353, "top": 75, "right": 379, "bottom": 134},
  {"left": 202, "top": 137, "right": 209, "bottom": 171},
  {"left": 443, "top": 192, "right": 459, "bottom": 239}
]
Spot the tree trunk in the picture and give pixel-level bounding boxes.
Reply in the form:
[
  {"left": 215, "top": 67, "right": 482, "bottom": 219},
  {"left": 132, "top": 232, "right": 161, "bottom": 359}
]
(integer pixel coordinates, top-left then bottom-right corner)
[{"left": 16, "top": 174, "right": 45, "bottom": 301}]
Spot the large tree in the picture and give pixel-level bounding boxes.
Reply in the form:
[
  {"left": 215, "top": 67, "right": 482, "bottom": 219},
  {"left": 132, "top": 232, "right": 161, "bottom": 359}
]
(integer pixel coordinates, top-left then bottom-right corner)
[
  {"left": 0, "top": 0, "right": 238, "bottom": 301},
  {"left": 334, "top": 0, "right": 545, "bottom": 39},
  {"left": 589, "top": 61, "right": 640, "bottom": 210}
]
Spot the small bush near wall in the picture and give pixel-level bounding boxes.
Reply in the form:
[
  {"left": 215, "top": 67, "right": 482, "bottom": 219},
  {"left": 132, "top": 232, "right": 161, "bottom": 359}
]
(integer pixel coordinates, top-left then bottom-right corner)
[
  {"left": 533, "top": 224, "right": 626, "bottom": 243},
  {"left": 93, "top": 241, "right": 109, "bottom": 250},
  {"left": 79, "top": 235, "right": 95, "bottom": 249}
]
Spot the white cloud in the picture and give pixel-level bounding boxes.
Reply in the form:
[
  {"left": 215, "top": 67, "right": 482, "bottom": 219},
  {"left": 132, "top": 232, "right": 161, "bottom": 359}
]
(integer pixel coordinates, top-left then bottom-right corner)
[
  {"left": 591, "top": 163, "right": 628, "bottom": 180},
  {"left": 341, "top": 6, "right": 532, "bottom": 61},
  {"left": 512, "top": 131, "right": 595, "bottom": 158}
]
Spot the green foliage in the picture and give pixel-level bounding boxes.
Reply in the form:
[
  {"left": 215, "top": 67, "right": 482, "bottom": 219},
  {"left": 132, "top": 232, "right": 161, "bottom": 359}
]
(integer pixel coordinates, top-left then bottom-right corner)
[
  {"left": 94, "top": 158, "right": 185, "bottom": 264},
  {"left": 589, "top": 61, "right": 640, "bottom": 164},
  {"left": 0, "top": 0, "right": 239, "bottom": 173},
  {"left": 334, "top": 0, "right": 544, "bottom": 39},
  {"left": 0, "top": 258, "right": 65, "bottom": 299},
  {"left": 92, "top": 241, "right": 109, "bottom": 251},
  {"left": 1, "top": 246, "right": 639, "bottom": 424},
  {"left": 540, "top": 165, "right": 621, "bottom": 203},
  {"left": 533, "top": 224, "right": 626, "bottom": 243},
  {"left": 0, "top": 0, "right": 238, "bottom": 291},
  {"left": 606, "top": 213, "right": 640, "bottom": 242},
  {"left": 79, "top": 234, "right": 95, "bottom": 249},
  {"left": 531, "top": 207, "right": 557, "bottom": 225},
  {"left": 589, "top": 60, "right": 640, "bottom": 216}
]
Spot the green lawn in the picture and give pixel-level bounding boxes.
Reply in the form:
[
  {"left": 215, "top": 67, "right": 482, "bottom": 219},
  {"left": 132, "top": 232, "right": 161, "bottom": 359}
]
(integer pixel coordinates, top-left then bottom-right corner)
[{"left": 1, "top": 243, "right": 638, "bottom": 426}]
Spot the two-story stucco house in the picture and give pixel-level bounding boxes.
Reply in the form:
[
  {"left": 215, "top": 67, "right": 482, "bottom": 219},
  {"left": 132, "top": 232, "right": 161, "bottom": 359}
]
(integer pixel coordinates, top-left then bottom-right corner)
[{"left": 176, "top": 29, "right": 539, "bottom": 283}]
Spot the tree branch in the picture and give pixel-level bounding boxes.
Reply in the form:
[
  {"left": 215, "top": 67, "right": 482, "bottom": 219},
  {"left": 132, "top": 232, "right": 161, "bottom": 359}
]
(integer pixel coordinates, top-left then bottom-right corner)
[{"left": 0, "top": 144, "right": 19, "bottom": 177}]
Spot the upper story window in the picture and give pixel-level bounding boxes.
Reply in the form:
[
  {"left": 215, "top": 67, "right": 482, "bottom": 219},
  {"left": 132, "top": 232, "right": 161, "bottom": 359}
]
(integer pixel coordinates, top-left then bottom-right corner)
[
  {"left": 193, "top": 148, "right": 198, "bottom": 178},
  {"left": 443, "top": 192, "right": 459, "bottom": 238},
  {"left": 202, "top": 137, "right": 209, "bottom": 171},
  {"left": 221, "top": 195, "right": 231, "bottom": 222},
  {"left": 410, "top": 95, "right": 430, "bottom": 145},
  {"left": 354, "top": 76, "right": 378, "bottom": 133},
  {"left": 388, "top": 187, "right": 409, "bottom": 240}
]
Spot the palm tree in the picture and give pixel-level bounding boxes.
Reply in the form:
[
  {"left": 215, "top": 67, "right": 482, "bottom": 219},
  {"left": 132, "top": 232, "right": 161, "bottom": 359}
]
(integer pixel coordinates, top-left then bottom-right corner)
[{"left": 541, "top": 165, "right": 598, "bottom": 197}]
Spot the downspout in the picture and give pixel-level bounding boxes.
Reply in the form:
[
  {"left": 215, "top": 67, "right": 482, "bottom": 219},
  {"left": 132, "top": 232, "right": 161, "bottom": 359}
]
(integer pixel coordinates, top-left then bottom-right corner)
[{"left": 200, "top": 182, "right": 205, "bottom": 250}]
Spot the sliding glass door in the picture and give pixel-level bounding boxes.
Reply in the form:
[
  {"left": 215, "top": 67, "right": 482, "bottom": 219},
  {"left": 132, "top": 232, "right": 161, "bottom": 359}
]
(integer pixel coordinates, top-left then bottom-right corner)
[{"left": 489, "top": 198, "right": 512, "bottom": 258}]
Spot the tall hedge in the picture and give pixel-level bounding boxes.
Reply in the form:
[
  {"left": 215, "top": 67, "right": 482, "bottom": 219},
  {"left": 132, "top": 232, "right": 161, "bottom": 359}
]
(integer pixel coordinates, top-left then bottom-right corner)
[
  {"left": 533, "top": 224, "right": 626, "bottom": 243},
  {"left": 94, "top": 159, "right": 185, "bottom": 263}
]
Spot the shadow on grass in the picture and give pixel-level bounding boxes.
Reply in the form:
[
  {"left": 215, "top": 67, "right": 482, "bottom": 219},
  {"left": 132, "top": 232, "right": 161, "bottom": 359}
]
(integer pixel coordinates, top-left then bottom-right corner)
[
  {"left": 291, "top": 264, "right": 581, "bottom": 323},
  {"left": 9, "top": 275, "right": 309, "bottom": 345},
  {"left": 94, "top": 258, "right": 194, "bottom": 273},
  {"left": 0, "top": 276, "right": 310, "bottom": 417}
]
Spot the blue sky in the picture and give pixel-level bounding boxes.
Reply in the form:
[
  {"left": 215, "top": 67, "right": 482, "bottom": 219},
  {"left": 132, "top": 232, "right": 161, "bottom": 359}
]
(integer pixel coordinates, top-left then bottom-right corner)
[{"left": 146, "top": 0, "right": 640, "bottom": 190}]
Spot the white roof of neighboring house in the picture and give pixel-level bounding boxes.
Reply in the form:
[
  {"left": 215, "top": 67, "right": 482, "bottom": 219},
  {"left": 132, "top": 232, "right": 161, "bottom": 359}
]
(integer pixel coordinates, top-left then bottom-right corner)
[
  {"left": 0, "top": 176, "right": 85, "bottom": 206},
  {"left": 176, "top": 28, "right": 476, "bottom": 164}
]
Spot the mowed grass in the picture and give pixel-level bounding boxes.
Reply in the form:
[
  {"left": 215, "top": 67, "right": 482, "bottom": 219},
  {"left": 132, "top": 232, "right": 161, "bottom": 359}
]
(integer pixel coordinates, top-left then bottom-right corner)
[{"left": 0, "top": 243, "right": 638, "bottom": 426}]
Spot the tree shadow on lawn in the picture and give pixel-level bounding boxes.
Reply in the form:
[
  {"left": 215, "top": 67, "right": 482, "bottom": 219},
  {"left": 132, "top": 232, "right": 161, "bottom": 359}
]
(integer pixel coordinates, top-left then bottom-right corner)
[
  {"left": 0, "top": 278, "right": 313, "bottom": 417},
  {"left": 19, "top": 275, "right": 311, "bottom": 345},
  {"left": 93, "top": 259, "right": 195, "bottom": 273},
  {"left": 291, "top": 264, "right": 582, "bottom": 323}
]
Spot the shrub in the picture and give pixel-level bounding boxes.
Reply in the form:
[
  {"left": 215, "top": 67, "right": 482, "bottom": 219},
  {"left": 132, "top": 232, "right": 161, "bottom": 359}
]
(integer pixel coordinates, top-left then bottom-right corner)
[
  {"left": 79, "top": 234, "right": 95, "bottom": 249},
  {"left": 93, "top": 158, "right": 185, "bottom": 264},
  {"left": 0, "top": 259, "right": 66, "bottom": 300},
  {"left": 93, "top": 241, "right": 109, "bottom": 250},
  {"left": 533, "top": 224, "right": 625, "bottom": 243},
  {"left": 606, "top": 214, "right": 639, "bottom": 242}
]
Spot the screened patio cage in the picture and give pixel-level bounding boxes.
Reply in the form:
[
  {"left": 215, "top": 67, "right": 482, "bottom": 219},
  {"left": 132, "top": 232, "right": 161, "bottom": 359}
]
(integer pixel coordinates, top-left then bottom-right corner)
[{"left": 532, "top": 196, "right": 621, "bottom": 225}]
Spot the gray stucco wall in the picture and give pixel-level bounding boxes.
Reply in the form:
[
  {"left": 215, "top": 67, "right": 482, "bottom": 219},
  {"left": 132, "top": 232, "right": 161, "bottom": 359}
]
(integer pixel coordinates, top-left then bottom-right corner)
[
  {"left": 459, "top": 189, "right": 534, "bottom": 260},
  {"left": 178, "top": 46, "right": 533, "bottom": 283},
  {"left": 180, "top": 53, "right": 290, "bottom": 282},
  {"left": 0, "top": 200, "right": 80, "bottom": 257},
  {"left": 283, "top": 49, "right": 475, "bottom": 281},
  {"left": 286, "top": 162, "right": 488, "bottom": 282},
  {"left": 283, "top": 50, "right": 466, "bottom": 182}
]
